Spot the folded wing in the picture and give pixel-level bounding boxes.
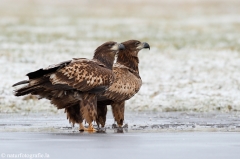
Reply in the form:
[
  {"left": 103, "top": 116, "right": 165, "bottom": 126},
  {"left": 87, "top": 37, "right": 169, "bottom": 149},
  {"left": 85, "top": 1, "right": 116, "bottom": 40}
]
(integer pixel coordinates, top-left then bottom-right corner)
[{"left": 14, "top": 58, "right": 114, "bottom": 98}]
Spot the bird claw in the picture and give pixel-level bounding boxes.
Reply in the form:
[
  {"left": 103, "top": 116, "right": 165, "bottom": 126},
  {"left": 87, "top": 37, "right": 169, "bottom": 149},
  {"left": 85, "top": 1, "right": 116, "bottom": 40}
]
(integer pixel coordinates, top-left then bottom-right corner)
[
  {"left": 79, "top": 123, "right": 88, "bottom": 132},
  {"left": 96, "top": 127, "right": 106, "bottom": 133},
  {"left": 112, "top": 123, "right": 118, "bottom": 129},
  {"left": 79, "top": 123, "right": 97, "bottom": 132},
  {"left": 86, "top": 123, "right": 97, "bottom": 132},
  {"left": 122, "top": 124, "right": 128, "bottom": 128},
  {"left": 88, "top": 127, "right": 96, "bottom": 132}
]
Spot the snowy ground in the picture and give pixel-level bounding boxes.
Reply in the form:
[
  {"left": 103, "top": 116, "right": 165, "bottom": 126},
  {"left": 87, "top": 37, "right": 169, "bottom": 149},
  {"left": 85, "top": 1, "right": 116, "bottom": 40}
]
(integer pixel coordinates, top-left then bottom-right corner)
[{"left": 1, "top": 0, "right": 240, "bottom": 113}]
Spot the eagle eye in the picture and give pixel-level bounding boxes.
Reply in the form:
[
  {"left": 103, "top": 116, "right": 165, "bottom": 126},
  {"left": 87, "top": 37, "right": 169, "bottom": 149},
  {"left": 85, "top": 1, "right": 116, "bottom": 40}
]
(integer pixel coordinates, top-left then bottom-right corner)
[{"left": 135, "top": 42, "right": 140, "bottom": 46}]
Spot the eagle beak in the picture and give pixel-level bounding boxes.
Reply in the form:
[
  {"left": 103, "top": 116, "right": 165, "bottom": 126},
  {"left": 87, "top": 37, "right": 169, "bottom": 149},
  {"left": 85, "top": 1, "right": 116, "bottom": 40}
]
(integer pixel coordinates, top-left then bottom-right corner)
[
  {"left": 118, "top": 43, "right": 125, "bottom": 50},
  {"left": 137, "top": 42, "right": 150, "bottom": 50},
  {"left": 143, "top": 42, "right": 150, "bottom": 50},
  {"left": 111, "top": 43, "right": 125, "bottom": 51},
  {"left": 142, "top": 42, "right": 150, "bottom": 50}
]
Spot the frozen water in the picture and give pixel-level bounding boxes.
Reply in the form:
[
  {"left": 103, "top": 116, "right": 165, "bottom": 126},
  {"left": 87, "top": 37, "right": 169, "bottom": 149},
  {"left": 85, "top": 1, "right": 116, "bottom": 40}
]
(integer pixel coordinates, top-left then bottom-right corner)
[
  {"left": 0, "top": 131, "right": 240, "bottom": 159},
  {"left": 0, "top": 112, "right": 239, "bottom": 132}
]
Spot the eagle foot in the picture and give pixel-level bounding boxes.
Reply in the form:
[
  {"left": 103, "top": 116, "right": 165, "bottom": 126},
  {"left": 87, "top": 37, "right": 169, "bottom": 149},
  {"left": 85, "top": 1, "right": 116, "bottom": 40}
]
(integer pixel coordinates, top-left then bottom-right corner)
[
  {"left": 96, "top": 127, "right": 106, "bottom": 133},
  {"left": 79, "top": 123, "right": 88, "bottom": 132},
  {"left": 87, "top": 123, "right": 97, "bottom": 132},
  {"left": 122, "top": 124, "right": 128, "bottom": 128},
  {"left": 112, "top": 123, "right": 118, "bottom": 129},
  {"left": 114, "top": 127, "right": 124, "bottom": 133}
]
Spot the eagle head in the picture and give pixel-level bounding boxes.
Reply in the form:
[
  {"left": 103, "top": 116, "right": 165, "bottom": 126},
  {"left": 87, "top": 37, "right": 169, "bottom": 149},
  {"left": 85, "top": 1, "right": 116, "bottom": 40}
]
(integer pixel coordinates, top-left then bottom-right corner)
[
  {"left": 94, "top": 41, "right": 125, "bottom": 56},
  {"left": 94, "top": 41, "right": 125, "bottom": 69},
  {"left": 120, "top": 40, "right": 150, "bottom": 58}
]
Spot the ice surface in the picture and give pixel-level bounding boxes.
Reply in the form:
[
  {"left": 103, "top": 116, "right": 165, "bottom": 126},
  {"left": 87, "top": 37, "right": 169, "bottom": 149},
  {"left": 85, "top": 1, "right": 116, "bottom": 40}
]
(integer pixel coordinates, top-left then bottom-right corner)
[
  {"left": 0, "top": 112, "right": 239, "bottom": 132},
  {"left": 1, "top": 132, "right": 240, "bottom": 159}
]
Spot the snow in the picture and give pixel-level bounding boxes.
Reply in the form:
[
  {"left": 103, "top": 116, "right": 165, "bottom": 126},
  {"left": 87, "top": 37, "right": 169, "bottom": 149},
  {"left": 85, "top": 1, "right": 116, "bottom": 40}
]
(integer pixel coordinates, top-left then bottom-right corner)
[{"left": 0, "top": 0, "right": 240, "bottom": 113}]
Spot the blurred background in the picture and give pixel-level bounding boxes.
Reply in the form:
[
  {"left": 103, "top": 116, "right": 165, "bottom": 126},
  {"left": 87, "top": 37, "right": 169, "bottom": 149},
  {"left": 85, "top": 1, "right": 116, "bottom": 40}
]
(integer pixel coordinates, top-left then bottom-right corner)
[{"left": 1, "top": 0, "right": 240, "bottom": 114}]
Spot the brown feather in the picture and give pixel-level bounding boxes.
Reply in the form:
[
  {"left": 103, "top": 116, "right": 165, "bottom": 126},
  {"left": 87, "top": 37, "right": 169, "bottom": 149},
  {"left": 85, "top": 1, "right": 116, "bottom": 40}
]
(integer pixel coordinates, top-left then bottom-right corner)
[
  {"left": 96, "top": 40, "right": 150, "bottom": 127},
  {"left": 13, "top": 41, "right": 122, "bottom": 127},
  {"left": 51, "top": 92, "right": 79, "bottom": 109},
  {"left": 65, "top": 104, "right": 83, "bottom": 127},
  {"left": 100, "top": 63, "right": 142, "bottom": 102},
  {"left": 111, "top": 101, "right": 125, "bottom": 126},
  {"left": 96, "top": 101, "right": 110, "bottom": 127},
  {"left": 49, "top": 59, "right": 114, "bottom": 92},
  {"left": 80, "top": 93, "right": 97, "bottom": 124}
]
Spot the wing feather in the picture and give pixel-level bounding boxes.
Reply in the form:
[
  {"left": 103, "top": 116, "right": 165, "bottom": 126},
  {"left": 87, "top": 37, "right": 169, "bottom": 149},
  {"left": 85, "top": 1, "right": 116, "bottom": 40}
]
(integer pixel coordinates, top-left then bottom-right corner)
[{"left": 50, "top": 59, "right": 114, "bottom": 92}]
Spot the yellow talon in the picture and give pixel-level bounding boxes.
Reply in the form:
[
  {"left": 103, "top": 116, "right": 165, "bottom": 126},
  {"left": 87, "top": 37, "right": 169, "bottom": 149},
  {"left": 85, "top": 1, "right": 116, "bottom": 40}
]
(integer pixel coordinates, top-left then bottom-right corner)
[
  {"left": 79, "top": 122, "right": 87, "bottom": 131},
  {"left": 87, "top": 123, "right": 97, "bottom": 132}
]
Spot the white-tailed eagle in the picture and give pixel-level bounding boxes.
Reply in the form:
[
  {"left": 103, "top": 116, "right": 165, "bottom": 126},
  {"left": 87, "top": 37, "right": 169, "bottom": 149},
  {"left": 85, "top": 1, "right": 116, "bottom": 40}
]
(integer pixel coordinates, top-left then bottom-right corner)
[{"left": 13, "top": 41, "right": 125, "bottom": 131}]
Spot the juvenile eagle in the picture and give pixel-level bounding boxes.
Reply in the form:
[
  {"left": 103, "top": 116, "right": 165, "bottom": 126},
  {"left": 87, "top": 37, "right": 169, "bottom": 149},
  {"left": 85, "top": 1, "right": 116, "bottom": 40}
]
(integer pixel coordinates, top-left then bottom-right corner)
[
  {"left": 64, "top": 40, "right": 150, "bottom": 129},
  {"left": 13, "top": 41, "right": 125, "bottom": 131},
  {"left": 97, "top": 40, "right": 150, "bottom": 127}
]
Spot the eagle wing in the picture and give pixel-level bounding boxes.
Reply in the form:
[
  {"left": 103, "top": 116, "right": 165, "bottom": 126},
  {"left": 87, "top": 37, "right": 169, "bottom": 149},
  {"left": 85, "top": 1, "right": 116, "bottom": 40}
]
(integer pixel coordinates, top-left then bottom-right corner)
[
  {"left": 101, "top": 63, "right": 142, "bottom": 102},
  {"left": 50, "top": 58, "right": 114, "bottom": 92}
]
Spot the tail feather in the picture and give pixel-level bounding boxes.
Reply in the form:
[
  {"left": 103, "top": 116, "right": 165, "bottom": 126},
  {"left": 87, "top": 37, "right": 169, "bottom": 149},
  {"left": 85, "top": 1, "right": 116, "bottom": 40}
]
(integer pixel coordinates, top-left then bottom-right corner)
[
  {"left": 14, "top": 85, "right": 42, "bottom": 96},
  {"left": 13, "top": 60, "right": 73, "bottom": 97},
  {"left": 12, "top": 80, "right": 29, "bottom": 87},
  {"left": 13, "top": 77, "right": 49, "bottom": 96}
]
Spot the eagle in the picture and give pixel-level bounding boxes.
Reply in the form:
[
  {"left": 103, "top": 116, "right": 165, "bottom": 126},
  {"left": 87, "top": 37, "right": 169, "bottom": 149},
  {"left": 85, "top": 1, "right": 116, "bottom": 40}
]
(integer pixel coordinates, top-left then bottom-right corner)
[
  {"left": 64, "top": 40, "right": 150, "bottom": 130},
  {"left": 97, "top": 40, "right": 150, "bottom": 128},
  {"left": 13, "top": 41, "right": 125, "bottom": 131}
]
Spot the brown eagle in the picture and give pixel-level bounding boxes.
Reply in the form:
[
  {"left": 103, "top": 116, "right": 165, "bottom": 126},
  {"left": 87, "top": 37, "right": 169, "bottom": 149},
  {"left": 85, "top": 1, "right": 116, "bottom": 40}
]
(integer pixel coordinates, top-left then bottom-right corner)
[
  {"left": 13, "top": 41, "right": 125, "bottom": 131},
  {"left": 64, "top": 40, "right": 150, "bottom": 129},
  {"left": 97, "top": 40, "right": 150, "bottom": 128}
]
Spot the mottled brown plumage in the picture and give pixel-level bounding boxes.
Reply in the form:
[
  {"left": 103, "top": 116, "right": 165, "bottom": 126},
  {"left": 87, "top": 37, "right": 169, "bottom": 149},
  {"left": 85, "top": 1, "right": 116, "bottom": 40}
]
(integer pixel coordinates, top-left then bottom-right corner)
[
  {"left": 13, "top": 41, "right": 125, "bottom": 131},
  {"left": 97, "top": 40, "right": 150, "bottom": 127},
  {"left": 65, "top": 104, "right": 82, "bottom": 126},
  {"left": 100, "top": 63, "right": 142, "bottom": 102},
  {"left": 49, "top": 58, "right": 114, "bottom": 91},
  {"left": 60, "top": 40, "right": 150, "bottom": 128},
  {"left": 111, "top": 101, "right": 125, "bottom": 126}
]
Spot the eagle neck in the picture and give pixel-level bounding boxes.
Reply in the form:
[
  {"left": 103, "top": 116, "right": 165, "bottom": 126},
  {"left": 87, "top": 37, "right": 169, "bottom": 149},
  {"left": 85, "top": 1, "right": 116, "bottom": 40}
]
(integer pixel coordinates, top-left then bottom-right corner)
[
  {"left": 93, "top": 52, "right": 114, "bottom": 70},
  {"left": 117, "top": 50, "right": 139, "bottom": 74}
]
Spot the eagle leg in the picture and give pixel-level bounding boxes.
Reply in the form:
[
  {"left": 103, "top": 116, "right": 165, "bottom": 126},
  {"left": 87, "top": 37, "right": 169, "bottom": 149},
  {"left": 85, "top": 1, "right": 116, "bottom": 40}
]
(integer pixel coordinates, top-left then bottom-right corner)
[
  {"left": 80, "top": 93, "right": 97, "bottom": 132},
  {"left": 96, "top": 104, "right": 107, "bottom": 128},
  {"left": 111, "top": 101, "right": 125, "bottom": 127},
  {"left": 79, "top": 122, "right": 88, "bottom": 131},
  {"left": 65, "top": 105, "right": 84, "bottom": 130}
]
